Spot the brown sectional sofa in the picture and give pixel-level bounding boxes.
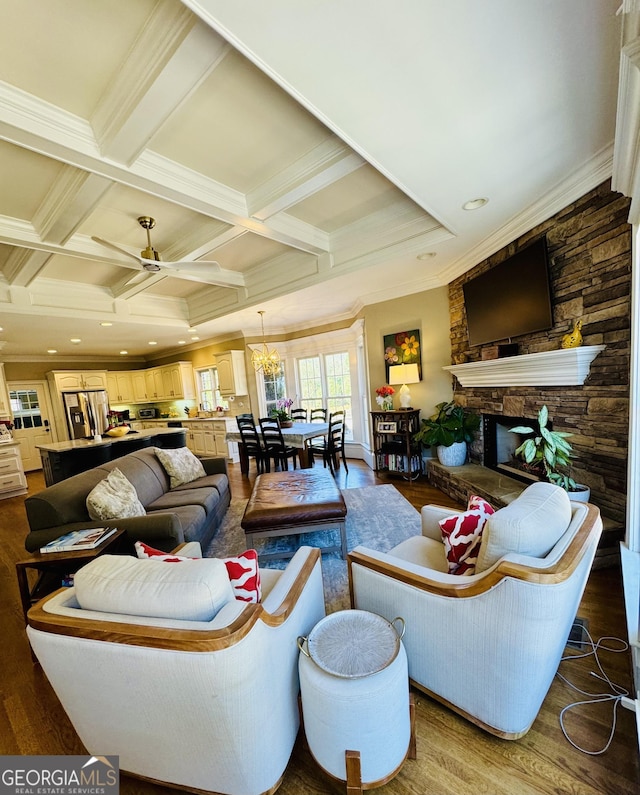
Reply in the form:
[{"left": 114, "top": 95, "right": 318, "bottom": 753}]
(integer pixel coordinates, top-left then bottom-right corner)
[{"left": 24, "top": 447, "right": 231, "bottom": 553}]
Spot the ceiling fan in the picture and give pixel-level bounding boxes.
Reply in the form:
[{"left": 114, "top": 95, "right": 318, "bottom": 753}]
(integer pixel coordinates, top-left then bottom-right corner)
[{"left": 92, "top": 216, "right": 245, "bottom": 288}]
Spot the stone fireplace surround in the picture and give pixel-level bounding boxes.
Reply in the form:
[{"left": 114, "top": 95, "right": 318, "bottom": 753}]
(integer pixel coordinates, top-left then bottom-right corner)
[{"left": 439, "top": 181, "right": 632, "bottom": 529}]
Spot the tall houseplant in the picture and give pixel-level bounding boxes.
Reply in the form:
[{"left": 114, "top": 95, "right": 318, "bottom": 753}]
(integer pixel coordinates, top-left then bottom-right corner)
[
  {"left": 509, "top": 405, "right": 589, "bottom": 500},
  {"left": 414, "top": 400, "right": 480, "bottom": 466}
]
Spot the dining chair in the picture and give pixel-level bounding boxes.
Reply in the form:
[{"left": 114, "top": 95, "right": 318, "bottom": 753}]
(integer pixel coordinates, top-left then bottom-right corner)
[
  {"left": 307, "top": 407, "right": 328, "bottom": 463},
  {"left": 291, "top": 408, "right": 308, "bottom": 422},
  {"left": 237, "top": 415, "right": 268, "bottom": 474},
  {"left": 323, "top": 410, "right": 348, "bottom": 474},
  {"left": 259, "top": 417, "right": 298, "bottom": 471}
]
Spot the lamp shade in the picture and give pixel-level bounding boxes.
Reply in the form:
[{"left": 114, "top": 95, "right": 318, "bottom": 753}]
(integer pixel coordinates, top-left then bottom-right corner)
[
  {"left": 388, "top": 363, "right": 420, "bottom": 386},
  {"left": 388, "top": 363, "right": 420, "bottom": 409}
]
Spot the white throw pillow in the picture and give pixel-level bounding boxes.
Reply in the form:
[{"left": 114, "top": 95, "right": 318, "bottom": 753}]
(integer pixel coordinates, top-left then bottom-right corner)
[
  {"left": 475, "top": 482, "right": 571, "bottom": 573},
  {"left": 155, "top": 446, "right": 206, "bottom": 488},
  {"left": 86, "top": 467, "right": 146, "bottom": 521},
  {"left": 74, "top": 554, "right": 235, "bottom": 621}
]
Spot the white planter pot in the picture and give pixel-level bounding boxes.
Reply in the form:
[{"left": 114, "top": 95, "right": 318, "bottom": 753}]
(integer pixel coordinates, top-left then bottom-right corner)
[
  {"left": 436, "top": 441, "right": 467, "bottom": 467},
  {"left": 567, "top": 485, "right": 590, "bottom": 503}
]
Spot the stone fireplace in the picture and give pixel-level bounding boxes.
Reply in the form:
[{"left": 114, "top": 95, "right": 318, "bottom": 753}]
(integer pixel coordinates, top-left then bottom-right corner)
[
  {"left": 482, "top": 413, "right": 543, "bottom": 484},
  {"left": 443, "top": 181, "right": 632, "bottom": 525}
]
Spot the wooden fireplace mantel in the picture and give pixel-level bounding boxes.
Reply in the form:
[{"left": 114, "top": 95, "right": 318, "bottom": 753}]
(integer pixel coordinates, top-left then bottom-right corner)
[{"left": 443, "top": 345, "right": 606, "bottom": 387}]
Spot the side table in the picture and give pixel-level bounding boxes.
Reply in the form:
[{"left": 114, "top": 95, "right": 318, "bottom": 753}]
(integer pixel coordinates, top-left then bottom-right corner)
[
  {"left": 15, "top": 528, "right": 127, "bottom": 625},
  {"left": 298, "top": 610, "right": 416, "bottom": 794}
]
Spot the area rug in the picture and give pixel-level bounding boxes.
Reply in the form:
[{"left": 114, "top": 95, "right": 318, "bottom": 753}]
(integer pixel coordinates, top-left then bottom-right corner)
[{"left": 205, "top": 484, "right": 422, "bottom": 613}]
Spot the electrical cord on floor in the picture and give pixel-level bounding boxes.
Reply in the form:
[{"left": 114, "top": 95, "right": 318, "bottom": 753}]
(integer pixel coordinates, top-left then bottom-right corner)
[{"left": 555, "top": 622, "right": 629, "bottom": 755}]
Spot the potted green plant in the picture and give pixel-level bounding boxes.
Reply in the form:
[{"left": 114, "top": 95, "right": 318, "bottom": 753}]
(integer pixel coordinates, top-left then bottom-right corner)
[
  {"left": 271, "top": 398, "right": 294, "bottom": 427},
  {"left": 509, "top": 405, "right": 590, "bottom": 501},
  {"left": 414, "top": 400, "right": 480, "bottom": 466}
]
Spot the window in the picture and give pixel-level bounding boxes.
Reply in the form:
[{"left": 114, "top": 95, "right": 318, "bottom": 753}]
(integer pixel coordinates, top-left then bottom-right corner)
[
  {"left": 263, "top": 363, "right": 287, "bottom": 416},
  {"left": 195, "top": 368, "right": 227, "bottom": 411},
  {"left": 296, "top": 352, "right": 353, "bottom": 439},
  {"left": 9, "top": 389, "right": 44, "bottom": 429}
]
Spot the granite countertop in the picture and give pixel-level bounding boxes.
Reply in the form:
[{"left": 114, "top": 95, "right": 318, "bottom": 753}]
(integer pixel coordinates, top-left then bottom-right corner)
[
  {"left": 136, "top": 416, "right": 233, "bottom": 423},
  {"left": 35, "top": 426, "right": 185, "bottom": 453}
]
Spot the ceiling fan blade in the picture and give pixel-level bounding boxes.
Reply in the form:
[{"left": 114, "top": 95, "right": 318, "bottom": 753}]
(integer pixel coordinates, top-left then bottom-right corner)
[
  {"left": 149, "top": 259, "right": 246, "bottom": 288},
  {"left": 92, "top": 236, "right": 142, "bottom": 264}
]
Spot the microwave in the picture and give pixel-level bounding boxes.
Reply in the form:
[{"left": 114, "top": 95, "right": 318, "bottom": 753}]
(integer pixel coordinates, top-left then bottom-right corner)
[{"left": 138, "top": 408, "right": 159, "bottom": 419}]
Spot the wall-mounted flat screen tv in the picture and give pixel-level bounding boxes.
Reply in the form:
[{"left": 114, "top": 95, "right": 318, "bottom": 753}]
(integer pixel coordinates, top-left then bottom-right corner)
[{"left": 462, "top": 236, "right": 553, "bottom": 347}]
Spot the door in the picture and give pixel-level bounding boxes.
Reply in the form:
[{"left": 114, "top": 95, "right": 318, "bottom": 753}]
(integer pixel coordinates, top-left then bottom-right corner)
[{"left": 8, "top": 381, "right": 57, "bottom": 471}]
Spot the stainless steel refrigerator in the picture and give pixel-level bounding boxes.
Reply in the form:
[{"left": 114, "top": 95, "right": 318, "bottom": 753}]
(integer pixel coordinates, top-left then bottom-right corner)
[{"left": 62, "top": 390, "right": 109, "bottom": 439}]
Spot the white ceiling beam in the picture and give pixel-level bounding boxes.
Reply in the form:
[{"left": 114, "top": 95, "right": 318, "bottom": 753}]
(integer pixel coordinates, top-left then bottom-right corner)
[
  {"left": 32, "top": 167, "right": 113, "bottom": 244},
  {"left": 2, "top": 247, "right": 52, "bottom": 287},
  {"left": 110, "top": 270, "right": 169, "bottom": 300},
  {"left": 93, "top": 3, "right": 229, "bottom": 166},
  {"left": 247, "top": 139, "right": 365, "bottom": 220}
]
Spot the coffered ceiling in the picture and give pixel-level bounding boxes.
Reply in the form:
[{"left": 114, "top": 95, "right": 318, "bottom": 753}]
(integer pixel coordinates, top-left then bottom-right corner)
[{"left": 0, "top": 0, "right": 623, "bottom": 359}]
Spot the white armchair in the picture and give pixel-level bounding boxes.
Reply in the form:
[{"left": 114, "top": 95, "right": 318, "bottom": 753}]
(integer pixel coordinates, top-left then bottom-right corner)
[
  {"left": 348, "top": 484, "right": 602, "bottom": 739},
  {"left": 27, "top": 545, "right": 325, "bottom": 795}
]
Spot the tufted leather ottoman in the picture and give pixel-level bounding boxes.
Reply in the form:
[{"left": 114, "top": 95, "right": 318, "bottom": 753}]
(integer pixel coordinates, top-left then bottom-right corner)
[{"left": 241, "top": 470, "right": 347, "bottom": 561}]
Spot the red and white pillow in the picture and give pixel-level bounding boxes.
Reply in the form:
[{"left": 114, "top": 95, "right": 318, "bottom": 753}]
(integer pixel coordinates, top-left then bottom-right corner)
[
  {"left": 438, "top": 495, "right": 495, "bottom": 576},
  {"left": 134, "top": 541, "right": 261, "bottom": 603}
]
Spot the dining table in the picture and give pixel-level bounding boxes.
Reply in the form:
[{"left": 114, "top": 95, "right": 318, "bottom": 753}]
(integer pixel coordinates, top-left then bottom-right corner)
[{"left": 225, "top": 421, "right": 329, "bottom": 473}]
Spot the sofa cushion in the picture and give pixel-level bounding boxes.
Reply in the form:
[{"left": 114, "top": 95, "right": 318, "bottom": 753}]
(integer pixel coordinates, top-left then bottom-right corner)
[
  {"left": 147, "top": 487, "right": 220, "bottom": 516},
  {"left": 100, "top": 448, "right": 169, "bottom": 506},
  {"left": 155, "top": 446, "right": 206, "bottom": 488},
  {"left": 86, "top": 468, "right": 146, "bottom": 521},
  {"left": 145, "top": 504, "right": 206, "bottom": 543},
  {"left": 439, "top": 494, "right": 495, "bottom": 575},
  {"left": 172, "top": 472, "right": 229, "bottom": 498},
  {"left": 74, "top": 554, "right": 235, "bottom": 620},
  {"left": 134, "top": 542, "right": 262, "bottom": 603},
  {"left": 476, "top": 482, "right": 572, "bottom": 573}
]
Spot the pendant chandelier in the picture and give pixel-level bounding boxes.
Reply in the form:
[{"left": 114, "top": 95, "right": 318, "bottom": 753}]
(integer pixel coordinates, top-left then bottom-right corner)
[{"left": 251, "top": 310, "right": 280, "bottom": 375}]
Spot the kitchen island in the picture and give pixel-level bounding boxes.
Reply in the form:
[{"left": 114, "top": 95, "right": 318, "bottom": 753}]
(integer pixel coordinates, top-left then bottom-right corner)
[{"left": 36, "top": 427, "right": 187, "bottom": 486}]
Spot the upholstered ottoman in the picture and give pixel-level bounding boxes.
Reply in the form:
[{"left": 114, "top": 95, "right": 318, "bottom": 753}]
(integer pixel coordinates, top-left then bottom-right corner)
[
  {"left": 241, "top": 470, "right": 347, "bottom": 561},
  {"left": 298, "top": 610, "right": 415, "bottom": 791}
]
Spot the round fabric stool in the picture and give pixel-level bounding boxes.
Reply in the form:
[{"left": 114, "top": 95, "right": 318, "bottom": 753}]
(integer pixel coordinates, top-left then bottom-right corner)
[{"left": 298, "top": 610, "right": 413, "bottom": 791}]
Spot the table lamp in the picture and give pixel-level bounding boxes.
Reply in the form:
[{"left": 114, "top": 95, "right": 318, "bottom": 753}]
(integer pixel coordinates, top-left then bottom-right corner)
[{"left": 388, "top": 363, "right": 420, "bottom": 409}]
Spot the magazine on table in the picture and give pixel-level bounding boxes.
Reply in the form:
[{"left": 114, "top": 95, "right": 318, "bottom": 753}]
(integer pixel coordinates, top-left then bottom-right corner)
[{"left": 40, "top": 527, "right": 117, "bottom": 554}]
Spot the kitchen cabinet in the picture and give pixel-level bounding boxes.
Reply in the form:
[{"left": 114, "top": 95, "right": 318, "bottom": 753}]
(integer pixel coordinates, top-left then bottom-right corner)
[
  {"left": 161, "top": 362, "right": 196, "bottom": 400},
  {"left": 216, "top": 351, "right": 248, "bottom": 396},
  {"left": 131, "top": 372, "right": 148, "bottom": 402},
  {"left": 145, "top": 368, "right": 164, "bottom": 401},
  {"left": 182, "top": 419, "right": 239, "bottom": 461},
  {"left": 49, "top": 370, "right": 108, "bottom": 392},
  {"left": 0, "top": 441, "right": 27, "bottom": 498},
  {"left": 0, "top": 363, "right": 10, "bottom": 417},
  {"left": 106, "top": 371, "right": 135, "bottom": 404}
]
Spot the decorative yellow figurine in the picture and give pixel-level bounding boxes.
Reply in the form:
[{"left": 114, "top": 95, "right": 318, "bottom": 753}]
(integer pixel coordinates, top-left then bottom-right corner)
[{"left": 561, "top": 319, "right": 583, "bottom": 349}]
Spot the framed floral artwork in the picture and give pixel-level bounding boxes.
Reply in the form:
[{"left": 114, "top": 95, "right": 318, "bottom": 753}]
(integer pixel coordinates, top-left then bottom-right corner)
[{"left": 384, "top": 329, "right": 422, "bottom": 381}]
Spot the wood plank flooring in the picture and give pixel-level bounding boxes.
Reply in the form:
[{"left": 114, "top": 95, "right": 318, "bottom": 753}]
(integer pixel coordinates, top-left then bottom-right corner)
[{"left": 1, "top": 461, "right": 638, "bottom": 794}]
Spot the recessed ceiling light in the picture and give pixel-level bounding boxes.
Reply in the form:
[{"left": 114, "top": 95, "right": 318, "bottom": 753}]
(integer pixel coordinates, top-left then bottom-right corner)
[
  {"left": 191, "top": 336, "right": 200, "bottom": 341},
  {"left": 100, "top": 322, "right": 113, "bottom": 327},
  {"left": 70, "top": 338, "right": 81, "bottom": 344},
  {"left": 148, "top": 341, "right": 158, "bottom": 346},
  {"left": 0, "top": 326, "right": 3, "bottom": 332},
  {"left": 462, "top": 197, "right": 489, "bottom": 211},
  {"left": 119, "top": 350, "right": 128, "bottom": 355},
  {"left": 417, "top": 252, "right": 436, "bottom": 260},
  {"left": 47, "top": 349, "right": 57, "bottom": 354},
  {"left": 178, "top": 340, "right": 187, "bottom": 345},
  {"left": 188, "top": 327, "right": 197, "bottom": 333}
]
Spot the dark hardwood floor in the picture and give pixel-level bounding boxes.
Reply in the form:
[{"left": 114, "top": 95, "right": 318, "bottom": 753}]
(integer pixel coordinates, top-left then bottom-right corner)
[{"left": 1, "top": 461, "right": 638, "bottom": 794}]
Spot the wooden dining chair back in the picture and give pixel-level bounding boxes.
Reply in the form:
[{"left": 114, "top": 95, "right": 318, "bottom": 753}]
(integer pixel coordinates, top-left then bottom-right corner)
[
  {"left": 237, "top": 415, "right": 267, "bottom": 474},
  {"left": 309, "top": 408, "right": 327, "bottom": 422},
  {"left": 323, "top": 410, "right": 348, "bottom": 474},
  {"left": 259, "top": 417, "right": 298, "bottom": 471},
  {"left": 291, "top": 408, "right": 308, "bottom": 422}
]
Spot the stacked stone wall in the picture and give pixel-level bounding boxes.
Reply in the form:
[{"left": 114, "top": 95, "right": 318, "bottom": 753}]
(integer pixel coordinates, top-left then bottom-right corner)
[{"left": 448, "top": 181, "right": 631, "bottom": 522}]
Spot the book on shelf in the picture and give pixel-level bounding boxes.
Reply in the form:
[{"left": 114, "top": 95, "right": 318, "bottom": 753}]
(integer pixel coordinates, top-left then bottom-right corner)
[{"left": 39, "top": 527, "right": 117, "bottom": 554}]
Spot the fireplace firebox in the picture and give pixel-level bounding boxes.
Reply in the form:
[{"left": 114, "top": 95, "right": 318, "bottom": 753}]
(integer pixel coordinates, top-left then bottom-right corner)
[{"left": 482, "top": 414, "right": 547, "bottom": 484}]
